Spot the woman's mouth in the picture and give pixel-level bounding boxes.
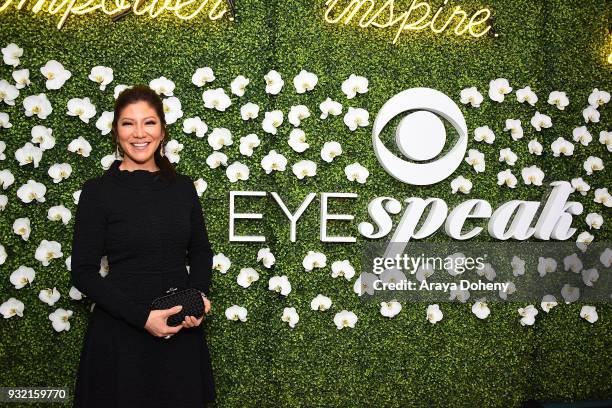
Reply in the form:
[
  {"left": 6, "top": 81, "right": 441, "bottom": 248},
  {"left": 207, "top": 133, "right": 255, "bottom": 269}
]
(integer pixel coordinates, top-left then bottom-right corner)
[{"left": 131, "top": 142, "right": 150, "bottom": 151}]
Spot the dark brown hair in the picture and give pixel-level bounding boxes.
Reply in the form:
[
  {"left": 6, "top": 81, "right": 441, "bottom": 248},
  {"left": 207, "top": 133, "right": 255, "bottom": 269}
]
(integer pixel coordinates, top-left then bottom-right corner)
[{"left": 111, "top": 84, "right": 177, "bottom": 182}]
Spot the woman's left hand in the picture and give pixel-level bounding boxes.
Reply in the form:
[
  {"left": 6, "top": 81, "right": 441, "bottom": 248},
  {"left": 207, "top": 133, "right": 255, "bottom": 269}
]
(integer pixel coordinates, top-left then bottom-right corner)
[{"left": 181, "top": 295, "right": 211, "bottom": 328}]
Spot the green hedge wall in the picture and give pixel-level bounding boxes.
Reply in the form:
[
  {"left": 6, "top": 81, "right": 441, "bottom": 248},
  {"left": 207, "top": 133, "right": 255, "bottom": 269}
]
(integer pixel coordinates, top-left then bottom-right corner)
[{"left": 0, "top": 1, "right": 610, "bottom": 407}]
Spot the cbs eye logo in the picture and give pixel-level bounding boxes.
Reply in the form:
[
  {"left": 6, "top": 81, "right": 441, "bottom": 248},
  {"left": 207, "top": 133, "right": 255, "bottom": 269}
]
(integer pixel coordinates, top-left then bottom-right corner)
[{"left": 372, "top": 88, "right": 468, "bottom": 186}]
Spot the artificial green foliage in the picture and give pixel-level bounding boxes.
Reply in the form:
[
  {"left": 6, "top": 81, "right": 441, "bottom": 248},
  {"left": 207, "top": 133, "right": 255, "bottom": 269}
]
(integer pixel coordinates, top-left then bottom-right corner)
[{"left": 0, "top": 1, "right": 610, "bottom": 407}]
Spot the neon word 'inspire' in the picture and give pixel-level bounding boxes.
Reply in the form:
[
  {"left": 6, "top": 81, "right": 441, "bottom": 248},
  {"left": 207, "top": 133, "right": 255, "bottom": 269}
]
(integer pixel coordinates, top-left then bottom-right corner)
[
  {"left": 0, "top": 0, "right": 229, "bottom": 29},
  {"left": 323, "top": 0, "right": 492, "bottom": 44}
]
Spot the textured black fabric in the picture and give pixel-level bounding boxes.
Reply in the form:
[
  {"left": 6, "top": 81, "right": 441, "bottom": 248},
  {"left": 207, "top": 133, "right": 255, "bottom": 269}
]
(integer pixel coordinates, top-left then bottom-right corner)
[{"left": 71, "top": 159, "right": 215, "bottom": 407}]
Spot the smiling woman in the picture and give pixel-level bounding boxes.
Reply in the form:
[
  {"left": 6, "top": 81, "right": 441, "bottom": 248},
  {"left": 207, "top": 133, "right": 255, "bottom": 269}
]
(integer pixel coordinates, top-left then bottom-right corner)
[{"left": 0, "top": 0, "right": 229, "bottom": 29}]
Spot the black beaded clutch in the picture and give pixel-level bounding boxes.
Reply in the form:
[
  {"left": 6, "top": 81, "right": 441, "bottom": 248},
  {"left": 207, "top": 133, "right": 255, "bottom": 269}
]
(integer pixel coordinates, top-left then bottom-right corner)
[{"left": 151, "top": 288, "right": 205, "bottom": 327}]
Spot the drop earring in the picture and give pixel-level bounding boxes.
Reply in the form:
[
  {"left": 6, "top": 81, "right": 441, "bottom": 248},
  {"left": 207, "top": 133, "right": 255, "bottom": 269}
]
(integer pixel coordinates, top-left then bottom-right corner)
[{"left": 160, "top": 140, "right": 165, "bottom": 157}]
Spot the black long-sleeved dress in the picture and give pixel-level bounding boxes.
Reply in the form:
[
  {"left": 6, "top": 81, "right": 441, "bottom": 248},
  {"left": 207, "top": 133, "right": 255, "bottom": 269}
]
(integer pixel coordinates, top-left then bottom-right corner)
[{"left": 70, "top": 159, "right": 215, "bottom": 407}]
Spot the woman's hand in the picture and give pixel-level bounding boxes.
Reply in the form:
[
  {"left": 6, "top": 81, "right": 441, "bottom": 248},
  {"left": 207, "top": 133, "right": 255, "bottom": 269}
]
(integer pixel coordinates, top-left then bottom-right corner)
[
  {"left": 144, "top": 305, "right": 184, "bottom": 338},
  {"left": 181, "top": 294, "right": 211, "bottom": 329}
]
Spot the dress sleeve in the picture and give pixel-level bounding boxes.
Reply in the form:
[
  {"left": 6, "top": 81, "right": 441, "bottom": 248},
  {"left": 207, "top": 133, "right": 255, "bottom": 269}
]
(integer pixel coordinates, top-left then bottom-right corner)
[
  {"left": 186, "top": 180, "right": 213, "bottom": 296},
  {"left": 70, "top": 179, "right": 151, "bottom": 330}
]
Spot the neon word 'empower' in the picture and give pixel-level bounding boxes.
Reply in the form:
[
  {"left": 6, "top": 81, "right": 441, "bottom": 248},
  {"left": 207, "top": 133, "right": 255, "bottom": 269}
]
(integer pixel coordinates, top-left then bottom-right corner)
[
  {"left": 323, "top": 0, "right": 492, "bottom": 44},
  {"left": 0, "top": 0, "right": 229, "bottom": 29}
]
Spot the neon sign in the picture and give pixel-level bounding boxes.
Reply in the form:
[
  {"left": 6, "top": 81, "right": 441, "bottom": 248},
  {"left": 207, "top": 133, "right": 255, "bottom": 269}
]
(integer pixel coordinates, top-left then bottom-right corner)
[
  {"left": 0, "top": 0, "right": 230, "bottom": 29},
  {"left": 323, "top": 0, "right": 493, "bottom": 44}
]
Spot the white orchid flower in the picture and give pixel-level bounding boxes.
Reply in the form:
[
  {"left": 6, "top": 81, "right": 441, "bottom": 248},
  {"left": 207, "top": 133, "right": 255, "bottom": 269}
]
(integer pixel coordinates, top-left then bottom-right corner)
[
  {"left": 450, "top": 175, "right": 472, "bottom": 194},
  {"left": 540, "top": 295, "right": 558, "bottom": 313},
  {"left": 582, "top": 106, "right": 600, "bottom": 123},
  {"left": 598, "top": 130, "right": 611, "bottom": 152},
  {"left": 240, "top": 102, "right": 259, "bottom": 120},
  {"left": 47, "top": 205, "right": 71, "bottom": 225},
  {"left": 206, "top": 152, "right": 228, "bottom": 169},
  {"left": 498, "top": 148, "right": 517, "bottom": 166},
  {"left": 521, "top": 165, "right": 544, "bottom": 186},
  {"left": 319, "top": 97, "right": 342, "bottom": 119},
  {"left": 547, "top": 91, "right": 569, "bottom": 110},
  {"left": 530, "top": 111, "right": 552, "bottom": 131},
  {"left": 264, "top": 70, "right": 284, "bottom": 95},
  {"left": 560, "top": 283, "right": 580, "bottom": 303},
  {"left": 562, "top": 253, "right": 582, "bottom": 273},
  {"left": 380, "top": 300, "right": 402, "bottom": 318},
  {"left": 39, "top": 287, "right": 61, "bottom": 306},
  {"left": 293, "top": 70, "right": 318, "bottom": 93},
  {"left": 585, "top": 212, "right": 603, "bottom": 229},
  {"left": 331, "top": 260, "right": 355, "bottom": 280},
  {"left": 516, "top": 86, "right": 538, "bottom": 106},
  {"left": 460, "top": 87, "right": 483, "bottom": 107},
  {"left": 16, "top": 179, "right": 46, "bottom": 203},
  {"left": 261, "top": 150, "right": 287, "bottom": 174},
  {"left": 310, "top": 294, "right": 332, "bottom": 311},
  {"left": 503, "top": 119, "right": 523, "bottom": 140},
  {"left": 67, "top": 97, "right": 96, "bottom": 123},
  {"left": 230, "top": 75, "right": 249, "bottom": 97},
  {"left": 192, "top": 67, "right": 215, "bottom": 87},
  {"left": 67, "top": 136, "right": 92, "bottom": 157},
  {"left": 163, "top": 139, "right": 183, "bottom": 163},
  {"left": 581, "top": 268, "right": 599, "bottom": 287},
  {"left": 426, "top": 304, "right": 443, "bottom": 324},
  {"left": 257, "top": 247, "right": 275, "bottom": 268},
  {"left": 48, "top": 163, "right": 72, "bottom": 183},
  {"left": 587, "top": 88, "right": 610, "bottom": 108},
  {"left": 149, "top": 76, "right": 175, "bottom": 96},
  {"left": 474, "top": 125, "right": 495, "bottom": 144},
  {"left": 69, "top": 286, "right": 83, "bottom": 300},
  {"left": 303, "top": 251, "right": 327, "bottom": 271},
  {"left": 12, "top": 68, "right": 31, "bottom": 89},
  {"left": 207, "top": 127, "right": 233, "bottom": 150},
  {"left": 262, "top": 110, "right": 283, "bottom": 134},
  {"left": 15, "top": 142, "right": 43, "bottom": 167},
  {"left": 288, "top": 128, "right": 309, "bottom": 153},
  {"left": 571, "top": 177, "right": 590, "bottom": 195},
  {"left": 320, "top": 141, "right": 342, "bottom": 162},
  {"left": 518, "top": 305, "right": 538, "bottom": 326},
  {"left": 334, "top": 310, "right": 358, "bottom": 329},
  {"left": 23, "top": 93, "right": 52, "bottom": 118},
  {"left": 281, "top": 307, "right": 299, "bottom": 328},
  {"left": 353, "top": 272, "right": 377, "bottom": 296},
  {"left": 599, "top": 248, "right": 612, "bottom": 267},
  {"left": 194, "top": 178, "right": 207, "bottom": 196},
  {"left": 471, "top": 299, "right": 490, "bottom": 319},
  {"left": 225, "top": 305, "right": 247, "bottom": 322},
  {"left": 580, "top": 305, "right": 598, "bottom": 323},
  {"left": 0, "top": 169, "right": 15, "bottom": 190},
  {"left": 182, "top": 116, "right": 208, "bottom": 138},
  {"left": 89, "top": 66, "right": 113, "bottom": 91},
  {"left": 40, "top": 60, "right": 71, "bottom": 90},
  {"left": 1, "top": 43, "right": 23, "bottom": 66},
  {"left": 511, "top": 256, "right": 525, "bottom": 276},
  {"left": 237, "top": 267, "right": 259, "bottom": 288},
  {"left": 288, "top": 104, "right": 310, "bottom": 127},
  {"left": 0, "top": 112, "right": 11, "bottom": 129},
  {"left": 10, "top": 265, "right": 35, "bottom": 288},
  {"left": 35, "top": 239, "right": 62, "bottom": 266},
  {"left": 13, "top": 217, "right": 31, "bottom": 241},
  {"left": 202, "top": 88, "right": 231, "bottom": 111},
  {"left": 594, "top": 188, "right": 611, "bottom": 207},
  {"left": 213, "top": 253, "right": 231, "bottom": 273},
  {"left": 0, "top": 80, "right": 19, "bottom": 106},
  {"left": 464, "top": 149, "right": 485, "bottom": 173},
  {"left": 527, "top": 139, "right": 543, "bottom": 155},
  {"left": 551, "top": 137, "right": 574, "bottom": 157},
  {"left": 583, "top": 156, "right": 603, "bottom": 175},
  {"left": 341, "top": 74, "right": 368, "bottom": 99},
  {"left": 499, "top": 282, "right": 516, "bottom": 300},
  {"left": 95, "top": 111, "right": 114, "bottom": 135},
  {"left": 343, "top": 107, "right": 369, "bottom": 131},
  {"left": 239, "top": 133, "right": 260, "bottom": 156},
  {"left": 226, "top": 161, "right": 249, "bottom": 182},
  {"left": 162, "top": 96, "right": 183, "bottom": 124},
  {"left": 292, "top": 160, "right": 317, "bottom": 179},
  {"left": 268, "top": 275, "right": 291, "bottom": 296},
  {"left": 488, "top": 78, "right": 512, "bottom": 102},
  {"left": 113, "top": 84, "right": 131, "bottom": 99},
  {"left": 0, "top": 297, "right": 25, "bottom": 318}
]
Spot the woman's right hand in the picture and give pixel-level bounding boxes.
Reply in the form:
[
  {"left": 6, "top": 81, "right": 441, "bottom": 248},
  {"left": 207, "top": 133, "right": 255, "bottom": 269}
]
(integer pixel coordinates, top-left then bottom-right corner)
[{"left": 144, "top": 305, "right": 184, "bottom": 338}]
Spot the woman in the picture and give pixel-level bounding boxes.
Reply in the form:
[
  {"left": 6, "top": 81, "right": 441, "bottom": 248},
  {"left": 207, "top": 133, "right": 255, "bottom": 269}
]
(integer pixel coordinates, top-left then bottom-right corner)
[{"left": 71, "top": 84, "right": 216, "bottom": 407}]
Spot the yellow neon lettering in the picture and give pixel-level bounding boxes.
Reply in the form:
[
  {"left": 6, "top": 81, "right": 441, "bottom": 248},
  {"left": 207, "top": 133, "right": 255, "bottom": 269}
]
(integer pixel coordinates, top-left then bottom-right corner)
[{"left": 322, "top": 0, "right": 493, "bottom": 44}]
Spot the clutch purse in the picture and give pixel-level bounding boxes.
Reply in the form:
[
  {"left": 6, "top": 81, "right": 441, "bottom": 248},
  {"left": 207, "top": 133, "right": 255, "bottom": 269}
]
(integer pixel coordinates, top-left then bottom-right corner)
[{"left": 151, "top": 287, "right": 205, "bottom": 327}]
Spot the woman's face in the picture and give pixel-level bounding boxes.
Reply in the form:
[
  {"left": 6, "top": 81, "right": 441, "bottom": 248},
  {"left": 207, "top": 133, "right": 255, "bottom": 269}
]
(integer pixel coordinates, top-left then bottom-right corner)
[{"left": 116, "top": 100, "right": 164, "bottom": 168}]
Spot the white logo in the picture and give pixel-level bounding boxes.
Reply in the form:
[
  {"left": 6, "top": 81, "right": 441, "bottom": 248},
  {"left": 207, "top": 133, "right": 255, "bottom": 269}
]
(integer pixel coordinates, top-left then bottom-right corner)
[{"left": 372, "top": 87, "right": 468, "bottom": 186}]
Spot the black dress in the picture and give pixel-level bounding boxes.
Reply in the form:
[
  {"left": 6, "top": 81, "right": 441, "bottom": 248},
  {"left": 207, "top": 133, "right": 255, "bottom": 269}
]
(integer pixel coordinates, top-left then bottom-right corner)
[{"left": 70, "top": 159, "right": 216, "bottom": 407}]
